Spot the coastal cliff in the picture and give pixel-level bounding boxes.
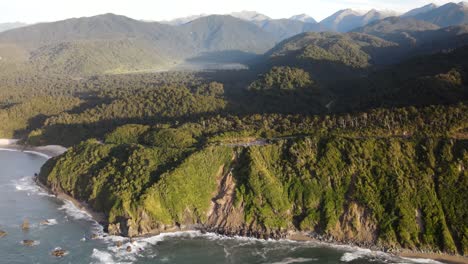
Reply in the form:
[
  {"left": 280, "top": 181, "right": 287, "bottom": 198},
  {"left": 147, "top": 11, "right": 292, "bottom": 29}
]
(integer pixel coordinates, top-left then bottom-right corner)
[{"left": 39, "top": 136, "right": 467, "bottom": 256}]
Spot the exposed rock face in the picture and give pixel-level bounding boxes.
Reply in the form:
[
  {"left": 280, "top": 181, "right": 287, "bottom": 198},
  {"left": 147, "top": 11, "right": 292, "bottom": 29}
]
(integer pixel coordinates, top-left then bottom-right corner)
[
  {"left": 107, "top": 213, "right": 177, "bottom": 237},
  {"left": 330, "top": 202, "right": 377, "bottom": 244},
  {"left": 206, "top": 168, "right": 249, "bottom": 236},
  {"left": 204, "top": 165, "right": 266, "bottom": 237},
  {"left": 203, "top": 163, "right": 288, "bottom": 240}
]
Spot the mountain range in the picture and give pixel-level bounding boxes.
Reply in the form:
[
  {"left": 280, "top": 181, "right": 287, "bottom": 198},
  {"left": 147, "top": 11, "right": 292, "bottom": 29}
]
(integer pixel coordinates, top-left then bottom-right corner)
[
  {"left": 161, "top": 2, "right": 468, "bottom": 32},
  {"left": 0, "top": 22, "right": 27, "bottom": 33},
  {"left": 1, "top": 2, "right": 468, "bottom": 76}
]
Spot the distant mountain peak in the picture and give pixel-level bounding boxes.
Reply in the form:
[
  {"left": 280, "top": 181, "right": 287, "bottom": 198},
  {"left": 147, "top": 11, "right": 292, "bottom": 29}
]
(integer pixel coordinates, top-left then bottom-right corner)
[
  {"left": 0, "top": 22, "right": 28, "bottom": 33},
  {"left": 321, "top": 8, "right": 396, "bottom": 32},
  {"left": 363, "top": 9, "right": 398, "bottom": 18},
  {"left": 412, "top": 2, "right": 468, "bottom": 27},
  {"left": 289, "top": 14, "right": 317, "bottom": 23},
  {"left": 341, "top": 8, "right": 361, "bottom": 14},
  {"left": 162, "top": 14, "right": 208, "bottom": 25},
  {"left": 323, "top": 9, "right": 361, "bottom": 21},
  {"left": 229, "top": 11, "right": 270, "bottom": 22},
  {"left": 402, "top": 3, "right": 438, "bottom": 17}
]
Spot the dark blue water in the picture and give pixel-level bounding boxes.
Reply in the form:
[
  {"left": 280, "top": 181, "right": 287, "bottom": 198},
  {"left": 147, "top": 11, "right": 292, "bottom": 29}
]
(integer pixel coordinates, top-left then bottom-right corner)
[{"left": 0, "top": 149, "right": 444, "bottom": 264}]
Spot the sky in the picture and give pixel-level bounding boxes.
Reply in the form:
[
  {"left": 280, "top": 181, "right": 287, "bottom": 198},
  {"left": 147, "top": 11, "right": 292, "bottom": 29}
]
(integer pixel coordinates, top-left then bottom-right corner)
[{"left": 0, "top": 0, "right": 457, "bottom": 24}]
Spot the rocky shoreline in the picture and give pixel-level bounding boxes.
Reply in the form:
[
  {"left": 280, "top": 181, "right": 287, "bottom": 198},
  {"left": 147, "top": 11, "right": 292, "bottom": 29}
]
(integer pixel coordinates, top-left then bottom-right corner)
[
  {"left": 7, "top": 140, "right": 466, "bottom": 264},
  {"left": 204, "top": 228, "right": 468, "bottom": 264},
  {"left": 41, "top": 186, "right": 468, "bottom": 264}
]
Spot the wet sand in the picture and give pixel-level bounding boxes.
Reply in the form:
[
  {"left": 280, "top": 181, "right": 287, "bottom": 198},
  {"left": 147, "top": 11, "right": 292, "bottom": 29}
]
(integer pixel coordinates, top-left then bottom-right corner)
[
  {"left": 400, "top": 252, "right": 468, "bottom": 264},
  {"left": 0, "top": 139, "right": 67, "bottom": 158}
]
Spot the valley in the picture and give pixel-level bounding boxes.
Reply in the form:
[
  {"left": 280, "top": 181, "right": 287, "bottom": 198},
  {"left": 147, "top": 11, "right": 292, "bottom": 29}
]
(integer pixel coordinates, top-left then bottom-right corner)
[{"left": 0, "top": 2, "right": 467, "bottom": 263}]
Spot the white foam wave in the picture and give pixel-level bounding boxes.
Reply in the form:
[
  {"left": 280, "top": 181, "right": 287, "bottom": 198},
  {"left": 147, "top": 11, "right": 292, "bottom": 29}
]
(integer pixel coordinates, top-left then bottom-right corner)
[
  {"left": 91, "top": 249, "right": 132, "bottom": 264},
  {"left": 0, "top": 148, "right": 51, "bottom": 159},
  {"left": 13, "top": 176, "right": 54, "bottom": 197},
  {"left": 101, "top": 231, "right": 208, "bottom": 262},
  {"left": 96, "top": 230, "right": 449, "bottom": 264},
  {"left": 0, "top": 148, "right": 21, "bottom": 153},
  {"left": 40, "top": 219, "right": 58, "bottom": 226},
  {"left": 58, "top": 199, "right": 104, "bottom": 234},
  {"left": 341, "top": 248, "right": 373, "bottom": 262},
  {"left": 59, "top": 200, "right": 93, "bottom": 221},
  {"left": 268, "top": 257, "right": 317, "bottom": 264},
  {"left": 91, "top": 249, "right": 115, "bottom": 264},
  {"left": 23, "top": 150, "right": 51, "bottom": 159},
  {"left": 338, "top": 248, "right": 408, "bottom": 263}
]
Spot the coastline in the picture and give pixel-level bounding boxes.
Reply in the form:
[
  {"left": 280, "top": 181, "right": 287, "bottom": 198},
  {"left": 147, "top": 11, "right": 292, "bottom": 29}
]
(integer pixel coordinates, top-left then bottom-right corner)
[
  {"left": 0, "top": 138, "right": 67, "bottom": 158},
  {"left": 33, "top": 178, "right": 107, "bottom": 224},
  {"left": 399, "top": 252, "right": 468, "bottom": 264},
  {"left": 285, "top": 232, "right": 468, "bottom": 264},
  {"left": 1, "top": 139, "right": 466, "bottom": 264},
  {"left": 52, "top": 188, "right": 468, "bottom": 264}
]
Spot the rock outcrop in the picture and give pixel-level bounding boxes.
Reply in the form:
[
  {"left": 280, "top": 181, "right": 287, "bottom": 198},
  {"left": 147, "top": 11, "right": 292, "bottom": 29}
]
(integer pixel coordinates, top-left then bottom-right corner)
[
  {"left": 21, "top": 219, "right": 29, "bottom": 231},
  {"left": 51, "top": 248, "right": 67, "bottom": 257}
]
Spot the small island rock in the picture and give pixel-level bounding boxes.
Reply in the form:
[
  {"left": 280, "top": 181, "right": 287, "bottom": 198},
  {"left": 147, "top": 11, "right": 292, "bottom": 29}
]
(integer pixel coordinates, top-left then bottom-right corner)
[
  {"left": 51, "top": 248, "right": 67, "bottom": 257},
  {"left": 22, "top": 240, "right": 36, "bottom": 246},
  {"left": 21, "top": 219, "right": 30, "bottom": 231}
]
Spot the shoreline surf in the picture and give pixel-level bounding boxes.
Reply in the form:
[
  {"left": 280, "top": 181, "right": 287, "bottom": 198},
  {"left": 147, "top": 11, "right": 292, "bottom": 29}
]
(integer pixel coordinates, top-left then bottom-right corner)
[
  {"left": 0, "top": 138, "right": 67, "bottom": 158},
  {"left": 1, "top": 145, "right": 466, "bottom": 264}
]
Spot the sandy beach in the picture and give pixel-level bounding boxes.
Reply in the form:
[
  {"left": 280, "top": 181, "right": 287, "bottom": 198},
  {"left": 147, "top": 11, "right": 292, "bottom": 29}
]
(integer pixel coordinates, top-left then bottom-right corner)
[
  {"left": 285, "top": 232, "right": 468, "bottom": 264},
  {"left": 0, "top": 138, "right": 67, "bottom": 158},
  {"left": 400, "top": 252, "right": 468, "bottom": 264}
]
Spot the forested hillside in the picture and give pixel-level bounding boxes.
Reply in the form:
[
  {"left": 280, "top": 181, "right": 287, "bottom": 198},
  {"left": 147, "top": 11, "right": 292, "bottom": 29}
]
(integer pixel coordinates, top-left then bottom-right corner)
[
  {"left": 39, "top": 103, "right": 467, "bottom": 254},
  {"left": 0, "top": 14, "right": 278, "bottom": 76},
  {"left": 2, "top": 3, "right": 468, "bottom": 76},
  {"left": 2, "top": 5, "right": 468, "bottom": 257}
]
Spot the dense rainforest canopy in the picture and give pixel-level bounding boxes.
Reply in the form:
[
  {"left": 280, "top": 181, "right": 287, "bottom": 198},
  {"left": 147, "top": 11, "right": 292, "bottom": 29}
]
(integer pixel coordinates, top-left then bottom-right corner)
[{"left": 0, "top": 13, "right": 467, "bottom": 256}]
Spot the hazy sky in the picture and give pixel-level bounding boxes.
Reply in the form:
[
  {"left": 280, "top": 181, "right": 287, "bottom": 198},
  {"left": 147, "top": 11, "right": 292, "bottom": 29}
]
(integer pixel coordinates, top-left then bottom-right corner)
[{"left": 0, "top": 0, "right": 457, "bottom": 24}]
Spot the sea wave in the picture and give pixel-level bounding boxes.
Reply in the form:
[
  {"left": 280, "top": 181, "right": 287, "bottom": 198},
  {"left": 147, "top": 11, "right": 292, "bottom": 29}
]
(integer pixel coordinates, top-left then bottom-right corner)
[
  {"left": 340, "top": 248, "right": 373, "bottom": 262},
  {"left": 267, "top": 257, "right": 318, "bottom": 264},
  {"left": 57, "top": 199, "right": 104, "bottom": 236},
  {"left": 40, "top": 218, "right": 58, "bottom": 226},
  {"left": 0, "top": 148, "right": 21, "bottom": 153},
  {"left": 23, "top": 150, "right": 51, "bottom": 159},
  {"left": 59, "top": 200, "right": 93, "bottom": 221},
  {"left": 0, "top": 148, "right": 51, "bottom": 159},
  {"left": 91, "top": 248, "right": 132, "bottom": 264},
  {"left": 13, "top": 176, "right": 54, "bottom": 197},
  {"left": 95, "top": 230, "right": 449, "bottom": 264}
]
